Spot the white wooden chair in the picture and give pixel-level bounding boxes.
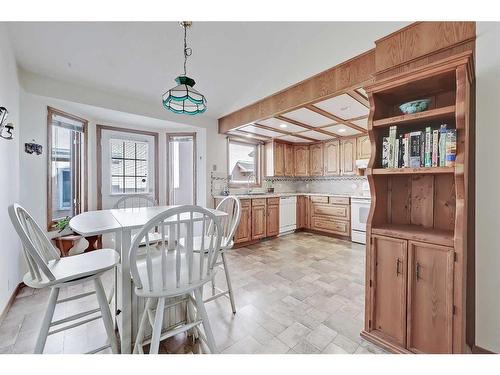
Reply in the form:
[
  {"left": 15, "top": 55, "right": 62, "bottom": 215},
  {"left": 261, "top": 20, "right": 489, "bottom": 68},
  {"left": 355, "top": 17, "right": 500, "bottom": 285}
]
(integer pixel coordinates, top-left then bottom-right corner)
[
  {"left": 113, "top": 194, "right": 157, "bottom": 209},
  {"left": 181, "top": 196, "right": 241, "bottom": 314},
  {"left": 130, "top": 206, "right": 223, "bottom": 354},
  {"left": 8, "top": 204, "right": 120, "bottom": 354}
]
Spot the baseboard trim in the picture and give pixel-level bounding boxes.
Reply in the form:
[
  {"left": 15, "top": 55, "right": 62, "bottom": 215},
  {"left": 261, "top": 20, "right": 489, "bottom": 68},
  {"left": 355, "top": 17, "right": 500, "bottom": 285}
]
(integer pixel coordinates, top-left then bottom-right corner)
[
  {"left": 0, "top": 282, "right": 25, "bottom": 325},
  {"left": 472, "top": 345, "right": 496, "bottom": 354}
]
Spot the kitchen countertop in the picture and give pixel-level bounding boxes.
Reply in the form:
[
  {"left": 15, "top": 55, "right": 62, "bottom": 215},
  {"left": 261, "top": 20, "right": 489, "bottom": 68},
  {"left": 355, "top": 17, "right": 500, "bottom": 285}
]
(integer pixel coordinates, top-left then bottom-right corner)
[{"left": 213, "top": 192, "right": 371, "bottom": 200}]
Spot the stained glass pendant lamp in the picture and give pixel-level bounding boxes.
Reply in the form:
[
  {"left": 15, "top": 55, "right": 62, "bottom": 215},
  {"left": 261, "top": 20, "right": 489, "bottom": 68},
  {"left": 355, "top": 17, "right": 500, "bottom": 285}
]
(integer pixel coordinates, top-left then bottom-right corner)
[{"left": 162, "top": 21, "right": 207, "bottom": 115}]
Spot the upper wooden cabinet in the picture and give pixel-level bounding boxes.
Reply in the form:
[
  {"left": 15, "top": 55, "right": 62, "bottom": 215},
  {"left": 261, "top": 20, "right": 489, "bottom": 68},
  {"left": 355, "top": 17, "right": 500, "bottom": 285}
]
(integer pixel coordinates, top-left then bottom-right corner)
[
  {"left": 369, "top": 235, "right": 408, "bottom": 348},
  {"left": 309, "top": 143, "right": 324, "bottom": 176},
  {"left": 357, "top": 135, "right": 371, "bottom": 160},
  {"left": 324, "top": 140, "right": 340, "bottom": 176},
  {"left": 265, "top": 141, "right": 285, "bottom": 177},
  {"left": 340, "top": 138, "right": 357, "bottom": 175},
  {"left": 294, "top": 145, "right": 309, "bottom": 177},
  {"left": 284, "top": 143, "right": 294, "bottom": 177},
  {"left": 407, "top": 241, "right": 454, "bottom": 354}
]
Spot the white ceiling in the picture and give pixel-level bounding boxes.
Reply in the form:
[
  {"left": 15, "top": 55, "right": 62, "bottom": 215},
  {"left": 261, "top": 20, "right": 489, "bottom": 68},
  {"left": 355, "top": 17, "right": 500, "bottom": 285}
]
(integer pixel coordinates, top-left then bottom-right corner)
[{"left": 6, "top": 22, "right": 408, "bottom": 120}]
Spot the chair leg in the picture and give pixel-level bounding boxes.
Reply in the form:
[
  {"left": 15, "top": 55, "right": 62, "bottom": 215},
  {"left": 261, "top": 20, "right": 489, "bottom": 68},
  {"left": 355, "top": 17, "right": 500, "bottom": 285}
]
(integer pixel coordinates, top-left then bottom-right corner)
[
  {"left": 34, "top": 287, "right": 59, "bottom": 354},
  {"left": 134, "top": 298, "right": 153, "bottom": 354},
  {"left": 221, "top": 252, "right": 236, "bottom": 314},
  {"left": 149, "top": 297, "right": 165, "bottom": 354},
  {"left": 94, "top": 277, "right": 119, "bottom": 354},
  {"left": 194, "top": 288, "right": 218, "bottom": 354}
]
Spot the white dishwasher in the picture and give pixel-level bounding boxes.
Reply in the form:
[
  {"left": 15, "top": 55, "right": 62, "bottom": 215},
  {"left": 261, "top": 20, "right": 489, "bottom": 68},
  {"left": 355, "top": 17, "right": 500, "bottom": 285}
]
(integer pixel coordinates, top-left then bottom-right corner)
[{"left": 279, "top": 196, "right": 297, "bottom": 234}]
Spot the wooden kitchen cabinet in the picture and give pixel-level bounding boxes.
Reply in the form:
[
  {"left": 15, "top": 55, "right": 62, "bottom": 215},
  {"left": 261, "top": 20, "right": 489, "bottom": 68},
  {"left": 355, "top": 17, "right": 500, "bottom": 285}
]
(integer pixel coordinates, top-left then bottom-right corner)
[
  {"left": 309, "top": 143, "right": 324, "bottom": 176},
  {"left": 284, "top": 143, "right": 294, "bottom": 176},
  {"left": 369, "top": 235, "right": 408, "bottom": 348},
  {"left": 266, "top": 198, "right": 280, "bottom": 237},
  {"left": 340, "top": 138, "right": 357, "bottom": 175},
  {"left": 323, "top": 139, "right": 340, "bottom": 176},
  {"left": 296, "top": 195, "right": 309, "bottom": 229},
  {"left": 234, "top": 199, "right": 252, "bottom": 244},
  {"left": 294, "top": 145, "right": 309, "bottom": 176},
  {"left": 251, "top": 199, "right": 267, "bottom": 240},
  {"left": 407, "top": 241, "right": 454, "bottom": 354},
  {"left": 357, "top": 135, "right": 371, "bottom": 160},
  {"left": 265, "top": 141, "right": 285, "bottom": 176}
]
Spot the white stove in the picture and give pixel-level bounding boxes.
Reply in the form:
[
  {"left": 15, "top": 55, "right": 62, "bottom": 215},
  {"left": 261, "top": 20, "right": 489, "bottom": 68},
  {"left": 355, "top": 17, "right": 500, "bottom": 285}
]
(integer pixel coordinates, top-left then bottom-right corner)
[{"left": 351, "top": 196, "right": 371, "bottom": 244}]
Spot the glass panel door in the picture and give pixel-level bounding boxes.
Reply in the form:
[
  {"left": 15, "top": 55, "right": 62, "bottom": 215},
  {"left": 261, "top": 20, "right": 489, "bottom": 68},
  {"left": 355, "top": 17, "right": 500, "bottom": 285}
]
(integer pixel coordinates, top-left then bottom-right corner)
[{"left": 167, "top": 133, "right": 196, "bottom": 205}]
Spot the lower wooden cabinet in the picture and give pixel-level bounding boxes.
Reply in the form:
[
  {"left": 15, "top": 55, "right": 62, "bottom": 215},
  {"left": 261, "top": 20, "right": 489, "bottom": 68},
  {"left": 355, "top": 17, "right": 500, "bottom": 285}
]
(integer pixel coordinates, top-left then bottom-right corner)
[
  {"left": 367, "top": 235, "right": 455, "bottom": 354},
  {"left": 369, "top": 235, "right": 408, "bottom": 348},
  {"left": 251, "top": 199, "right": 267, "bottom": 240},
  {"left": 296, "top": 195, "right": 309, "bottom": 229},
  {"left": 234, "top": 199, "right": 251, "bottom": 243},
  {"left": 407, "top": 241, "right": 454, "bottom": 354},
  {"left": 309, "top": 196, "right": 350, "bottom": 237},
  {"left": 266, "top": 198, "right": 280, "bottom": 237}
]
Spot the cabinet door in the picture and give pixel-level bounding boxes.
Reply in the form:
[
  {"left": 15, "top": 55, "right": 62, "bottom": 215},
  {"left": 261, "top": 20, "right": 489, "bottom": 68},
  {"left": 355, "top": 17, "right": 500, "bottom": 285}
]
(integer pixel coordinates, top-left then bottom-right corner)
[
  {"left": 296, "top": 196, "right": 305, "bottom": 229},
  {"left": 274, "top": 142, "right": 285, "bottom": 176},
  {"left": 324, "top": 140, "right": 340, "bottom": 175},
  {"left": 251, "top": 204, "right": 267, "bottom": 240},
  {"left": 234, "top": 200, "right": 251, "bottom": 243},
  {"left": 407, "top": 241, "right": 454, "bottom": 354},
  {"left": 309, "top": 143, "right": 324, "bottom": 176},
  {"left": 294, "top": 145, "right": 309, "bottom": 176},
  {"left": 369, "top": 235, "right": 407, "bottom": 347},
  {"left": 284, "top": 143, "right": 294, "bottom": 176},
  {"left": 266, "top": 203, "right": 280, "bottom": 236},
  {"left": 357, "top": 135, "right": 371, "bottom": 160},
  {"left": 340, "top": 138, "right": 357, "bottom": 175}
]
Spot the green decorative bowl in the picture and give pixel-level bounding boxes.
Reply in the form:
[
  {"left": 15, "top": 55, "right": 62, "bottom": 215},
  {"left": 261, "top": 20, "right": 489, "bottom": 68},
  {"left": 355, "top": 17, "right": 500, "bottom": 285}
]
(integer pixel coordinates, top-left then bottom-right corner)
[{"left": 399, "top": 99, "right": 431, "bottom": 114}]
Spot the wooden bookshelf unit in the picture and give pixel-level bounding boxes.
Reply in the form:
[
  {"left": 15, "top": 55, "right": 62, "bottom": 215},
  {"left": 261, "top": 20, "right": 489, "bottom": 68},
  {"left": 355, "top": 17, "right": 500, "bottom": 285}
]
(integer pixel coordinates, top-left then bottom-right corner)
[{"left": 362, "top": 52, "right": 475, "bottom": 354}]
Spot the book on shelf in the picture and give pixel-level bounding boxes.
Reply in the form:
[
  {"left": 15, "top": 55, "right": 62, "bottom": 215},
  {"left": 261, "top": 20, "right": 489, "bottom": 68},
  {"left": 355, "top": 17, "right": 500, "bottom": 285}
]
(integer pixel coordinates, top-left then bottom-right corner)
[
  {"left": 439, "top": 124, "right": 447, "bottom": 167},
  {"left": 381, "top": 123, "right": 456, "bottom": 170},
  {"left": 445, "top": 129, "right": 457, "bottom": 167},
  {"left": 432, "top": 130, "right": 439, "bottom": 167},
  {"left": 382, "top": 137, "right": 389, "bottom": 168}
]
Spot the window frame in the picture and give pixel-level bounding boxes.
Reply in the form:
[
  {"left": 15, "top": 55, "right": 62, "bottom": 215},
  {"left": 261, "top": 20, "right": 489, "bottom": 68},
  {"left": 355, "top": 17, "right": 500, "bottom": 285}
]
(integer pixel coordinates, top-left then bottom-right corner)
[
  {"left": 47, "top": 107, "right": 88, "bottom": 231},
  {"left": 108, "top": 138, "right": 150, "bottom": 195},
  {"left": 227, "top": 137, "right": 263, "bottom": 188}
]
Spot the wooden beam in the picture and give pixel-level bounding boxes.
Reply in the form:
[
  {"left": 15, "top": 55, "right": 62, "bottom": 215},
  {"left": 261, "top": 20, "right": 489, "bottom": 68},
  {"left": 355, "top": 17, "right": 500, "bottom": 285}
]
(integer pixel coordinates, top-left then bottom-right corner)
[
  {"left": 253, "top": 123, "right": 318, "bottom": 142},
  {"left": 305, "top": 105, "right": 367, "bottom": 133},
  {"left": 347, "top": 90, "right": 370, "bottom": 108},
  {"left": 218, "top": 49, "right": 375, "bottom": 133},
  {"left": 232, "top": 129, "right": 272, "bottom": 141},
  {"left": 275, "top": 115, "right": 339, "bottom": 139}
]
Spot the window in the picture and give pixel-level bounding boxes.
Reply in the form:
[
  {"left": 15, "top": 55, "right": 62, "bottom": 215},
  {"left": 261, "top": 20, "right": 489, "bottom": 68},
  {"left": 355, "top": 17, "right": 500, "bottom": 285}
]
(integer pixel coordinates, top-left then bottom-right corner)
[
  {"left": 110, "top": 139, "right": 149, "bottom": 194},
  {"left": 227, "top": 138, "right": 262, "bottom": 186},
  {"left": 47, "top": 107, "right": 87, "bottom": 229}
]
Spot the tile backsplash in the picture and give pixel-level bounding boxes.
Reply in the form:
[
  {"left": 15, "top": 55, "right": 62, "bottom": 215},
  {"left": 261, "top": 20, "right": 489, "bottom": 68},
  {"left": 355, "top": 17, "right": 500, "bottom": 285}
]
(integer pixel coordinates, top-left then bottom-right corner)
[{"left": 211, "top": 172, "right": 370, "bottom": 197}]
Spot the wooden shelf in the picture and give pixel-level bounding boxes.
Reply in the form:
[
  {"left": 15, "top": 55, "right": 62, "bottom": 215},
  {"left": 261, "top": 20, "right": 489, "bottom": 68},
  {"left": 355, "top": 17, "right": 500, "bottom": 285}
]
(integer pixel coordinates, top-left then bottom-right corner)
[
  {"left": 371, "top": 167, "right": 454, "bottom": 175},
  {"left": 372, "top": 105, "right": 456, "bottom": 128},
  {"left": 371, "top": 224, "right": 454, "bottom": 247}
]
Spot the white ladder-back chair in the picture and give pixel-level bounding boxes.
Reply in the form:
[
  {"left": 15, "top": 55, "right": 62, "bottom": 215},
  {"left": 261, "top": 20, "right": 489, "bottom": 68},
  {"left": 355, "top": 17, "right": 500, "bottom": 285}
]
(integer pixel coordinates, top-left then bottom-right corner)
[
  {"left": 113, "top": 194, "right": 158, "bottom": 209},
  {"left": 181, "top": 196, "right": 241, "bottom": 314},
  {"left": 8, "top": 204, "right": 120, "bottom": 354},
  {"left": 130, "top": 206, "right": 223, "bottom": 354}
]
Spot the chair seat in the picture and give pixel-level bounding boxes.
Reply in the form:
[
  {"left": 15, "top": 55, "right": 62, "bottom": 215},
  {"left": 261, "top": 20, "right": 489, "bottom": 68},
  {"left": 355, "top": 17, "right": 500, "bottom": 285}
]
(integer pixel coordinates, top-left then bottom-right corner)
[
  {"left": 135, "top": 248, "right": 214, "bottom": 298},
  {"left": 179, "top": 235, "right": 231, "bottom": 253},
  {"left": 23, "top": 249, "right": 120, "bottom": 288}
]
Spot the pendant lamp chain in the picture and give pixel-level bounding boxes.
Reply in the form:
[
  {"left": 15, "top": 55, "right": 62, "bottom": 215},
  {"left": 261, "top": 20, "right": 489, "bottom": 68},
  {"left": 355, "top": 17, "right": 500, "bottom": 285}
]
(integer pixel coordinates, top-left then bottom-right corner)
[{"left": 182, "top": 21, "right": 192, "bottom": 76}]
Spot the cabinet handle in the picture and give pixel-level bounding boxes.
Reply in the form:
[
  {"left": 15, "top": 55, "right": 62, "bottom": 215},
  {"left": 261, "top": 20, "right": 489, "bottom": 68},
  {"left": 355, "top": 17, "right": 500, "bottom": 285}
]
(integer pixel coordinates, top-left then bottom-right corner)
[
  {"left": 416, "top": 262, "right": 422, "bottom": 281},
  {"left": 396, "top": 258, "right": 402, "bottom": 276}
]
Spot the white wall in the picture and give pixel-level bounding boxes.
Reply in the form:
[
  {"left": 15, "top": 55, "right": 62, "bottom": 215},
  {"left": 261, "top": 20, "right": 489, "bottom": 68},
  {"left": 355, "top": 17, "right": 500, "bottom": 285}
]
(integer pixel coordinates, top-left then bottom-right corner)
[
  {"left": 19, "top": 91, "right": 208, "bottom": 230},
  {"left": 475, "top": 22, "right": 500, "bottom": 353},
  {"left": 0, "top": 24, "right": 22, "bottom": 312}
]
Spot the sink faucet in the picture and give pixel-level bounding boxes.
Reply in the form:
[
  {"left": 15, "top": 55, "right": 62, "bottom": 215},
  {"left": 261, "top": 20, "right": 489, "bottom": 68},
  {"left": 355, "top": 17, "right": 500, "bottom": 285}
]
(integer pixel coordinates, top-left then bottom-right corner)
[{"left": 247, "top": 172, "right": 255, "bottom": 194}]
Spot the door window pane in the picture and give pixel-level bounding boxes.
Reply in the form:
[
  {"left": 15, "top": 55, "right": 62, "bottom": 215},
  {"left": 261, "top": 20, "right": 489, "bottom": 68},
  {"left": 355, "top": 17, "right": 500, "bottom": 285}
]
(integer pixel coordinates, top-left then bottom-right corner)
[
  {"left": 168, "top": 134, "right": 195, "bottom": 205},
  {"left": 109, "top": 139, "right": 149, "bottom": 194}
]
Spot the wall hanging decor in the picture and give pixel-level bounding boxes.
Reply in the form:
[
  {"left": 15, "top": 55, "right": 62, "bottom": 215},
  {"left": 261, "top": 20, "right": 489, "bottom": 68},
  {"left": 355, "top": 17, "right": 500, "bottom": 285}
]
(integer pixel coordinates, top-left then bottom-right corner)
[
  {"left": 162, "top": 21, "right": 207, "bottom": 115},
  {"left": 0, "top": 106, "right": 14, "bottom": 140},
  {"left": 25, "top": 140, "right": 43, "bottom": 155}
]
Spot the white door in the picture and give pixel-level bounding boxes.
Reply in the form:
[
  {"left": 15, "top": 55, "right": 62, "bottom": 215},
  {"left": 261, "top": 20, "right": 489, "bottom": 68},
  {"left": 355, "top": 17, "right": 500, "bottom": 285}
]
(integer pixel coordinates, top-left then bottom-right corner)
[
  {"left": 167, "top": 133, "right": 196, "bottom": 205},
  {"left": 100, "top": 129, "right": 156, "bottom": 209}
]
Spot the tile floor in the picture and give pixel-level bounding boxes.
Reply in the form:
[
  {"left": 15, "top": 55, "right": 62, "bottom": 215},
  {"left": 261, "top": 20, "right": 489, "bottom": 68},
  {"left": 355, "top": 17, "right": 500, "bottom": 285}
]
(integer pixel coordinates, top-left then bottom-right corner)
[{"left": 0, "top": 232, "right": 386, "bottom": 354}]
